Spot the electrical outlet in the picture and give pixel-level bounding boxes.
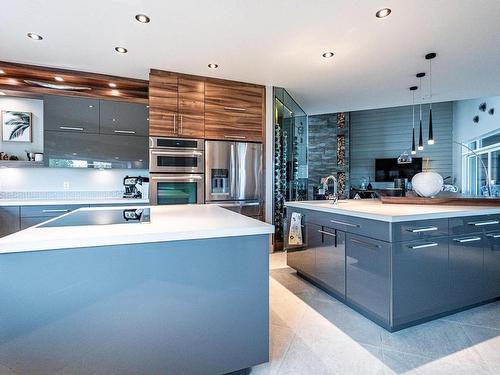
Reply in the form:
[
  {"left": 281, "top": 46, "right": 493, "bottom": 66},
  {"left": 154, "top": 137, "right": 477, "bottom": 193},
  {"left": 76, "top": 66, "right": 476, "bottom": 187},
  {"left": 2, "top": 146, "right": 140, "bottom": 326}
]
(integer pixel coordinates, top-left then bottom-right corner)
[{"left": 63, "top": 181, "right": 70, "bottom": 190}]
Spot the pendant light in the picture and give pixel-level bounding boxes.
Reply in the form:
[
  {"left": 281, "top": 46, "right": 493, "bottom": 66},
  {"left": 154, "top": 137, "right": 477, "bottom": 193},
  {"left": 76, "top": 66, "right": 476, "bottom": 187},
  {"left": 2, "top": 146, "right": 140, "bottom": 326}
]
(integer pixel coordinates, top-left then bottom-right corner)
[
  {"left": 416, "top": 72, "right": 426, "bottom": 151},
  {"left": 426, "top": 52, "right": 437, "bottom": 145},
  {"left": 409, "top": 86, "right": 418, "bottom": 155}
]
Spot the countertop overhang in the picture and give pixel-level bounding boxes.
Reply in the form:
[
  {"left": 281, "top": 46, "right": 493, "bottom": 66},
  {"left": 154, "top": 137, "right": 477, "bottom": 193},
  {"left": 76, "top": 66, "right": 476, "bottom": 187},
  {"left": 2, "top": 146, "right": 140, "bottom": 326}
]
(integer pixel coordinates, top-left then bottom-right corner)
[
  {"left": 0, "top": 205, "right": 274, "bottom": 254},
  {"left": 285, "top": 199, "right": 500, "bottom": 222}
]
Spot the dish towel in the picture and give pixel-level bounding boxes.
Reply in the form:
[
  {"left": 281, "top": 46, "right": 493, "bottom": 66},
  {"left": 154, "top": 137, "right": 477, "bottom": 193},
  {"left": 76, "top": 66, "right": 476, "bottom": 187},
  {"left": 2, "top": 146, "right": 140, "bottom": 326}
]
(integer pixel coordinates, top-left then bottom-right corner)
[{"left": 288, "top": 212, "right": 303, "bottom": 245}]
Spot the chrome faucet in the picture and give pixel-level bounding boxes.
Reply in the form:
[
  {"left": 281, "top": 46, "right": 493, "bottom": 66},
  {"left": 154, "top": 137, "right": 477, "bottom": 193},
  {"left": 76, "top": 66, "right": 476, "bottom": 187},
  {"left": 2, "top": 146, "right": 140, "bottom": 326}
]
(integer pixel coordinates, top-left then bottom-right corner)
[{"left": 321, "top": 175, "right": 338, "bottom": 204}]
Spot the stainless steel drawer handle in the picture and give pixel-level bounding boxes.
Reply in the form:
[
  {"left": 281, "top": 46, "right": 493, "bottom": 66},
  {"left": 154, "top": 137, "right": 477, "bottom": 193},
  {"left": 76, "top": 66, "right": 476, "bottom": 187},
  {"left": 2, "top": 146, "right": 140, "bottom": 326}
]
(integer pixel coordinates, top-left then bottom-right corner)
[
  {"left": 318, "top": 230, "right": 336, "bottom": 237},
  {"left": 409, "top": 242, "right": 438, "bottom": 249},
  {"left": 468, "top": 220, "right": 499, "bottom": 226},
  {"left": 454, "top": 237, "right": 482, "bottom": 243},
  {"left": 330, "top": 219, "right": 360, "bottom": 228},
  {"left": 224, "top": 135, "right": 247, "bottom": 139},
  {"left": 486, "top": 233, "right": 500, "bottom": 238},
  {"left": 152, "top": 175, "right": 203, "bottom": 180},
  {"left": 224, "top": 107, "right": 246, "bottom": 112},
  {"left": 407, "top": 226, "right": 438, "bottom": 233},
  {"left": 59, "top": 126, "right": 84, "bottom": 131},
  {"left": 114, "top": 130, "right": 136, "bottom": 134},
  {"left": 42, "top": 209, "right": 71, "bottom": 213},
  {"left": 151, "top": 151, "right": 203, "bottom": 156},
  {"left": 350, "top": 238, "right": 381, "bottom": 249}
]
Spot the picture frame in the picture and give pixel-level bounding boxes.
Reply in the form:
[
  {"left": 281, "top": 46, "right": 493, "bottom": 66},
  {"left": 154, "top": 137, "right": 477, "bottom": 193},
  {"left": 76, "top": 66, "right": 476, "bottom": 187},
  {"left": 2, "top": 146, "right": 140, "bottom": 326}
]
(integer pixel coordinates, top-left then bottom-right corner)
[{"left": 1, "top": 110, "right": 33, "bottom": 143}]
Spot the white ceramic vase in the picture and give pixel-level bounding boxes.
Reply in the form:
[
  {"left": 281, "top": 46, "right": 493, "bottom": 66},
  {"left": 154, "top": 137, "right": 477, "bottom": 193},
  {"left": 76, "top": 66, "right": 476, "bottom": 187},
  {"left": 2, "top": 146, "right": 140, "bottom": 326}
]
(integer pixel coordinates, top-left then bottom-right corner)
[{"left": 412, "top": 171, "right": 443, "bottom": 198}]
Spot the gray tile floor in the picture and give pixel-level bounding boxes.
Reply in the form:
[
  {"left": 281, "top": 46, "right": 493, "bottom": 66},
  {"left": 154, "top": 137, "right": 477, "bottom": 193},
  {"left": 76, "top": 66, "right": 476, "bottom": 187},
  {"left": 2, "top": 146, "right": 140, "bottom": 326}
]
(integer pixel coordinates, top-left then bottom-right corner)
[{"left": 252, "top": 252, "right": 500, "bottom": 375}]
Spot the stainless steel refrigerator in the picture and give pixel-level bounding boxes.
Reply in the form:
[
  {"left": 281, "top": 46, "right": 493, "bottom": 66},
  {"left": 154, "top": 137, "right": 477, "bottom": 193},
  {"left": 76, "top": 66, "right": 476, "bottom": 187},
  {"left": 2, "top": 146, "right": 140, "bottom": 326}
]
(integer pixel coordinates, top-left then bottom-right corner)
[{"left": 205, "top": 140, "right": 263, "bottom": 220}]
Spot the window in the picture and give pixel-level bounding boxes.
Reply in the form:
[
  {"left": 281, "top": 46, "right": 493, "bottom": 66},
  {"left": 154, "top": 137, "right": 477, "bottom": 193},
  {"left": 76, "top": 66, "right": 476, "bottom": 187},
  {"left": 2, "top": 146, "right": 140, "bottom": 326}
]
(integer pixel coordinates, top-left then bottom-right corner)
[{"left": 462, "top": 129, "right": 500, "bottom": 196}]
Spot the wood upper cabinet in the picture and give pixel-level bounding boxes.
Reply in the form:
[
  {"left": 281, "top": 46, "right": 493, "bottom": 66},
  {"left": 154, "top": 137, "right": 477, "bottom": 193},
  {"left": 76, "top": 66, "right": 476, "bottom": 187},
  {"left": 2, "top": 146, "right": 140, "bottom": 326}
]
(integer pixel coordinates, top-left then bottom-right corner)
[
  {"left": 205, "top": 82, "right": 264, "bottom": 142},
  {"left": 149, "top": 71, "right": 204, "bottom": 138}
]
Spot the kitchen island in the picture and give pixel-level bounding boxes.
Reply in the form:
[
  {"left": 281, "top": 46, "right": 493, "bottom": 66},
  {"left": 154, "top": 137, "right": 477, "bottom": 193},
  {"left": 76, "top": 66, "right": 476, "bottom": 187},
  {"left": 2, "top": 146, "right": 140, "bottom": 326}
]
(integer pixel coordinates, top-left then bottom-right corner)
[
  {"left": 0, "top": 205, "right": 274, "bottom": 375},
  {"left": 285, "top": 199, "right": 500, "bottom": 331}
]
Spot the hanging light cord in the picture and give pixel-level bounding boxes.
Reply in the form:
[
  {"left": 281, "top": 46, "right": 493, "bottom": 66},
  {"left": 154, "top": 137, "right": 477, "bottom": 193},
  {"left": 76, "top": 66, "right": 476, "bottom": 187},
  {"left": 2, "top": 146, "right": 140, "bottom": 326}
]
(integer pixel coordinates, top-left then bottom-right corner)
[
  {"left": 429, "top": 59, "right": 433, "bottom": 109},
  {"left": 419, "top": 77, "right": 423, "bottom": 119},
  {"left": 412, "top": 90, "right": 415, "bottom": 129}
]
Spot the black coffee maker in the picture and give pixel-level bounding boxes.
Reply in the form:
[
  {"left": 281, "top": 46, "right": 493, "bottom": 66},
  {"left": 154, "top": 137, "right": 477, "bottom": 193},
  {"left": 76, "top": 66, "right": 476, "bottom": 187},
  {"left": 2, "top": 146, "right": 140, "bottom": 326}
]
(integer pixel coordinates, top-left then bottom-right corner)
[{"left": 123, "top": 176, "right": 148, "bottom": 199}]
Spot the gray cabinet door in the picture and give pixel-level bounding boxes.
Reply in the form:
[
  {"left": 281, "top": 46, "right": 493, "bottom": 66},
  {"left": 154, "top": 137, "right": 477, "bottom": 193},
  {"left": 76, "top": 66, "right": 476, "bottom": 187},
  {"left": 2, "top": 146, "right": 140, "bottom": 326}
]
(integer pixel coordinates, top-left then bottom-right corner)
[
  {"left": 484, "top": 233, "right": 500, "bottom": 299},
  {"left": 100, "top": 100, "right": 149, "bottom": 136},
  {"left": 449, "top": 234, "right": 485, "bottom": 308},
  {"left": 44, "top": 130, "right": 148, "bottom": 169},
  {"left": 287, "top": 222, "right": 319, "bottom": 277},
  {"left": 0, "top": 207, "right": 20, "bottom": 238},
  {"left": 44, "top": 95, "right": 100, "bottom": 133},
  {"left": 315, "top": 227, "right": 346, "bottom": 298},
  {"left": 393, "top": 237, "right": 450, "bottom": 326},
  {"left": 346, "top": 233, "right": 391, "bottom": 324}
]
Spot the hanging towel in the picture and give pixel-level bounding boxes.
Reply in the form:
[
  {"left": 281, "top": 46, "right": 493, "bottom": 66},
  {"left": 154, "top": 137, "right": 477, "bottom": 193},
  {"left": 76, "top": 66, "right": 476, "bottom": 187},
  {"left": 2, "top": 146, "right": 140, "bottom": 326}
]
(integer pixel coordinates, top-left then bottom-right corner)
[{"left": 288, "top": 212, "right": 303, "bottom": 245}]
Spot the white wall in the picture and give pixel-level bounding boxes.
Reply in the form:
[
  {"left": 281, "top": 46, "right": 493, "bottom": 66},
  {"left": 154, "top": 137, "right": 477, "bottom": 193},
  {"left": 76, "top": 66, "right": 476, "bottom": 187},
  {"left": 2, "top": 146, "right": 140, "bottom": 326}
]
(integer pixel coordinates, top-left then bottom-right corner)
[
  {"left": 452, "top": 96, "right": 500, "bottom": 188},
  {"left": 0, "top": 97, "right": 43, "bottom": 159}
]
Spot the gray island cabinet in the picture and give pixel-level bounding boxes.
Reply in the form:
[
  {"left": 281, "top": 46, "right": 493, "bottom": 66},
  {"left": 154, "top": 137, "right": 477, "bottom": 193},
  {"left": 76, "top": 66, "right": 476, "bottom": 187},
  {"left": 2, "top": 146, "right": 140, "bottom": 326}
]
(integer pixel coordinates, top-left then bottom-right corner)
[{"left": 285, "top": 200, "right": 500, "bottom": 331}]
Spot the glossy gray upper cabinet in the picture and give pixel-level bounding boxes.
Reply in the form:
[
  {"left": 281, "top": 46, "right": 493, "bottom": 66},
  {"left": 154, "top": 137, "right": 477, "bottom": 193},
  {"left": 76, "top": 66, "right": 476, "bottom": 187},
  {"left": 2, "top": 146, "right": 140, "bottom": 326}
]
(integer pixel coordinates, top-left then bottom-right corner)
[
  {"left": 100, "top": 100, "right": 149, "bottom": 136},
  {"left": 0, "top": 207, "right": 20, "bottom": 238},
  {"left": 44, "top": 95, "right": 100, "bottom": 133},
  {"left": 449, "top": 234, "right": 485, "bottom": 308},
  {"left": 346, "top": 233, "right": 391, "bottom": 325},
  {"left": 315, "top": 227, "right": 346, "bottom": 299},
  {"left": 44, "top": 131, "right": 148, "bottom": 169},
  {"left": 392, "top": 237, "right": 449, "bottom": 326},
  {"left": 484, "top": 232, "right": 500, "bottom": 300}
]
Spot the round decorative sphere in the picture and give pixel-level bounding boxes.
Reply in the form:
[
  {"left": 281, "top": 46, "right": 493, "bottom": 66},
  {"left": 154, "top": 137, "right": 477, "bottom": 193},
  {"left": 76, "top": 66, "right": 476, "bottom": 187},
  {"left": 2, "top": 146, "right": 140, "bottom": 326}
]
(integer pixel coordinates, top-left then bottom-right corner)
[{"left": 412, "top": 172, "right": 443, "bottom": 198}]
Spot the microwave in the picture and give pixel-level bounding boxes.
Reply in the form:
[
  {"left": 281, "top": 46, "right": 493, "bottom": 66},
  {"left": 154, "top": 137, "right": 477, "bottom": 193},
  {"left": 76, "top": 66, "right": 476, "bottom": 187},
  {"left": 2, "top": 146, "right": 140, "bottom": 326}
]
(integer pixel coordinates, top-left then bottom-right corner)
[{"left": 149, "top": 137, "right": 204, "bottom": 173}]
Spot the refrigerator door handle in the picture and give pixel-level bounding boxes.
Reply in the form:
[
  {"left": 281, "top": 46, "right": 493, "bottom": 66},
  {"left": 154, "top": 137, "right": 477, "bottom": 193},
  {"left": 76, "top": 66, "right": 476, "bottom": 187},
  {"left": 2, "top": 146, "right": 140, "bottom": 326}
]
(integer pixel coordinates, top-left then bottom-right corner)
[{"left": 230, "top": 143, "right": 236, "bottom": 200}]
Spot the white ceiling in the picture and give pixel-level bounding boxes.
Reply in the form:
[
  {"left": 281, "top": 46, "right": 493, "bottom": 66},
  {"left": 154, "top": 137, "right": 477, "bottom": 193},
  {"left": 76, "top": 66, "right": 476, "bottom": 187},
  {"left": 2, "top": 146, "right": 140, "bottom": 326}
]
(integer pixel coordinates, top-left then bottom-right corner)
[{"left": 2, "top": 0, "right": 500, "bottom": 114}]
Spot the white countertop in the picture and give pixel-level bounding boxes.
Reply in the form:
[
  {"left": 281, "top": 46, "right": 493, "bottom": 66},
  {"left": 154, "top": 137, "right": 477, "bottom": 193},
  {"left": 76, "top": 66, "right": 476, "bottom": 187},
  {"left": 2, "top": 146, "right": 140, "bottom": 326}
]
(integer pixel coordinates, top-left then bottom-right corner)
[
  {"left": 0, "top": 205, "right": 274, "bottom": 254},
  {"left": 0, "top": 198, "right": 150, "bottom": 206},
  {"left": 285, "top": 199, "right": 500, "bottom": 222}
]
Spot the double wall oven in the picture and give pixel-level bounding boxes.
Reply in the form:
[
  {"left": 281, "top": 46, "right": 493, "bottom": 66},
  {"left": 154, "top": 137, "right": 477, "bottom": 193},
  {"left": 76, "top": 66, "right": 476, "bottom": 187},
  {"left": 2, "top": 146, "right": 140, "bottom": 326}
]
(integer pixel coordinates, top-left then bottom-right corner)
[{"left": 149, "top": 137, "right": 205, "bottom": 205}]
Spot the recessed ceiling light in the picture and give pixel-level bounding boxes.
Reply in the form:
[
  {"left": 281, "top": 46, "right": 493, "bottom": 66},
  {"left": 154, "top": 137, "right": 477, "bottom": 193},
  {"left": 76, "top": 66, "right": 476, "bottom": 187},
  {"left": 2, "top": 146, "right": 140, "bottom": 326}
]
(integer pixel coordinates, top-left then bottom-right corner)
[
  {"left": 115, "top": 46, "right": 128, "bottom": 54},
  {"left": 135, "top": 14, "right": 150, "bottom": 23},
  {"left": 54, "top": 76, "right": 64, "bottom": 82},
  {"left": 111, "top": 89, "right": 120, "bottom": 96},
  {"left": 0, "top": 92, "right": 5, "bottom": 96},
  {"left": 208, "top": 63, "right": 218, "bottom": 69},
  {"left": 0, "top": 69, "right": 5, "bottom": 74},
  {"left": 375, "top": 8, "right": 391, "bottom": 18},
  {"left": 109, "top": 82, "right": 117, "bottom": 88},
  {"left": 27, "top": 32, "right": 43, "bottom": 40},
  {"left": 322, "top": 52, "right": 334, "bottom": 58}
]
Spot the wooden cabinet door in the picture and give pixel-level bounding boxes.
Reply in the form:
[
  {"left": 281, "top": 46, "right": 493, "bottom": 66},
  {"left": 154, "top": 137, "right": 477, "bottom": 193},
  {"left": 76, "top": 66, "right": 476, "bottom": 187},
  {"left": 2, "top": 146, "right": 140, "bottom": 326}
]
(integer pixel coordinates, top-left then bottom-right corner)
[
  {"left": 149, "top": 73, "right": 178, "bottom": 137},
  {"left": 178, "top": 78, "right": 205, "bottom": 138},
  {"left": 205, "top": 82, "right": 264, "bottom": 142}
]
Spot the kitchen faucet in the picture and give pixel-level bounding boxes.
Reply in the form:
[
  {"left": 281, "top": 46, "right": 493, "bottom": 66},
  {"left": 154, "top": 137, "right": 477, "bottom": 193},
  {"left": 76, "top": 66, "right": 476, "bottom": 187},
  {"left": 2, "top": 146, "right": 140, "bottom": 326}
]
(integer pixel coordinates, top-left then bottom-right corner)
[{"left": 320, "top": 175, "right": 338, "bottom": 204}]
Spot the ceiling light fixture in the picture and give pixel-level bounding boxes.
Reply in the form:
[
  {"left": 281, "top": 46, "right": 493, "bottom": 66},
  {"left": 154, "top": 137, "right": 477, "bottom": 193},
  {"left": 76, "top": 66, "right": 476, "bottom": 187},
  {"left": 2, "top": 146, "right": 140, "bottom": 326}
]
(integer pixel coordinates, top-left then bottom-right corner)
[
  {"left": 322, "top": 52, "right": 334, "bottom": 58},
  {"left": 416, "top": 72, "right": 426, "bottom": 151},
  {"left": 208, "top": 63, "right": 218, "bottom": 69},
  {"left": 135, "top": 14, "right": 150, "bottom": 23},
  {"left": 0, "top": 69, "right": 5, "bottom": 74},
  {"left": 109, "top": 83, "right": 117, "bottom": 88},
  {"left": 409, "top": 86, "right": 418, "bottom": 155},
  {"left": 115, "top": 47, "right": 128, "bottom": 54},
  {"left": 426, "top": 52, "right": 437, "bottom": 145},
  {"left": 27, "top": 32, "right": 43, "bottom": 40},
  {"left": 375, "top": 8, "right": 391, "bottom": 18},
  {"left": 54, "top": 76, "right": 64, "bottom": 82}
]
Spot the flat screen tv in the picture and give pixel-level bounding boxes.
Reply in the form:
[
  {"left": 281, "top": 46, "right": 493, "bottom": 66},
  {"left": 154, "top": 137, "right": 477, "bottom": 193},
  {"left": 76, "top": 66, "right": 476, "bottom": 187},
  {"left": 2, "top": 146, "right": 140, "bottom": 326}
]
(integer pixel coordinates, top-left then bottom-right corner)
[{"left": 375, "top": 158, "right": 422, "bottom": 182}]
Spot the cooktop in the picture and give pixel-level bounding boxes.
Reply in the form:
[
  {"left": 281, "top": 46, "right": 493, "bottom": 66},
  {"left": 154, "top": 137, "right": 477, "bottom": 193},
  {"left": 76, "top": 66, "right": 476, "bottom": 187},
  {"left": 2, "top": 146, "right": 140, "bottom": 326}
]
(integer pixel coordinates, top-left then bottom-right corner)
[{"left": 39, "top": 208, "right": 151, "bottom": 228}]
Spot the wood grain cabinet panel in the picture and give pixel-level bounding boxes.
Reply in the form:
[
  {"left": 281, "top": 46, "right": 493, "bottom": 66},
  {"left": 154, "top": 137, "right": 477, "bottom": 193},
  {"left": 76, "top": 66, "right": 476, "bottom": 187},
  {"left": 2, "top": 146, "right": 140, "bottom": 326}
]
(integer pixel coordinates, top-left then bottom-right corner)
[
  {"left": 205, "top": 82, "right": 264, "bottom": 142},
  {"left": 148, "top": 74, "right": 178, "bottom": 137},
  {"left": 178, "top": 78, "right": 205, "bottom": 138}
]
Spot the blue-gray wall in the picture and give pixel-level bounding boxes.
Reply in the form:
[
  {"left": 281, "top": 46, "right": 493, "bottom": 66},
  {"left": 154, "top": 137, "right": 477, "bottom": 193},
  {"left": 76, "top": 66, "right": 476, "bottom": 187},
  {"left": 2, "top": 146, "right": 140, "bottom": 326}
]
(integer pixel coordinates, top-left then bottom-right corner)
[{"left": 350, "top": 101, "right": 453, "bottom": 188}]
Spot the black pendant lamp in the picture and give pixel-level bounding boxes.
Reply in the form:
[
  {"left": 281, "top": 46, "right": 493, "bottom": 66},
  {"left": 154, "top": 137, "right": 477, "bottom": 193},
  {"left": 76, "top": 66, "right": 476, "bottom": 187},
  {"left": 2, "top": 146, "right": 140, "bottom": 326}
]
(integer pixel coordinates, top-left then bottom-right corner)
[
  {"left": 426, "top": 52, "right": 437, "bottom": 145},
  {"left": 409, "top": 86, "right": 418, "bottom": 155},
  {"left": 416, "top": 72, "right": 426, "bottom": 151}
]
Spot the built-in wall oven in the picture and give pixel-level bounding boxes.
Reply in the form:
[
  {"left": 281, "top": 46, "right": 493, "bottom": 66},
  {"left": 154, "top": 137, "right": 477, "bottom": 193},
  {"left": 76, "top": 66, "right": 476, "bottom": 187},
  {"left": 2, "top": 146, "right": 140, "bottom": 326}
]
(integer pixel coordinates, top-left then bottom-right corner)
[{"left": 149, "top": 137, "right": 205, "bottom": 205}]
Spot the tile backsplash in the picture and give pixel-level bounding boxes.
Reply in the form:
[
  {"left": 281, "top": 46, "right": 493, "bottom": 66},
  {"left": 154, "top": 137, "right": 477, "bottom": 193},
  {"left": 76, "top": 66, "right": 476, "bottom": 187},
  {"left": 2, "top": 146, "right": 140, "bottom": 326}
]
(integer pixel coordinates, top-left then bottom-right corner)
[{"left": 0, "top": 190, "right": 123, "bottom": 200}]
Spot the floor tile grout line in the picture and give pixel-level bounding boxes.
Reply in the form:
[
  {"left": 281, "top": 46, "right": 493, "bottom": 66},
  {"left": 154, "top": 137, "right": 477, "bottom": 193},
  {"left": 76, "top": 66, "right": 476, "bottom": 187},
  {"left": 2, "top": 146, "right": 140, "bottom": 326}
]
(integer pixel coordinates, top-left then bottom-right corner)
[
  {"left": 458, "top": 322, "right": 495, "bottom": 375},
  {"left": 274, "top": 331, "right": 297, "bottom": 375}
]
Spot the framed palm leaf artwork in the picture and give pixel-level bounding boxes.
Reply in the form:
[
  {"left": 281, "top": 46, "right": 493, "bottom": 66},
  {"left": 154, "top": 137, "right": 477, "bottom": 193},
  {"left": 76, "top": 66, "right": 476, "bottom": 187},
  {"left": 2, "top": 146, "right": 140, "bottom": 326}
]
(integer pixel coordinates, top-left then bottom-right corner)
[{"left": 2, "top": 111, "right": 32, "bottom": 142}]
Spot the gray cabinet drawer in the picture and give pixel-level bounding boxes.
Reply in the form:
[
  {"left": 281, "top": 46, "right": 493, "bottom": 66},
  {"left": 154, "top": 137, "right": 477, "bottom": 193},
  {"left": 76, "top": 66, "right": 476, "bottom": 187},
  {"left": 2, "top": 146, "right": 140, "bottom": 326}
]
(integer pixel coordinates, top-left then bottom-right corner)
[
  {"left": 392, "top": 219, "right": 448, "bottom": 242},
  {"left": 304, "top": 210, "right": 391, "bottom": 242},
  {"left": 346, "top": 233, "right": 391, "bottom": 325},
  {"left": 100, "top": 100, "right": 149, "bottom": 136},
  {"left": 20, "top": 205, "right": 86, "bottom": 218},
  {"left": 44, "top": 95, "right": 100, "bottom": 133},
  {"left": 484, "top": 232, "right": 500, "bottom": 300},
  {"left": 450, "top": 215, "right": 500, "bottom": 236},
  {"left": 392, "top": 237, "right": 450, "bottom": 326},
  {"left": 0, "top": 206, "right": 20, "bottom": 238}
]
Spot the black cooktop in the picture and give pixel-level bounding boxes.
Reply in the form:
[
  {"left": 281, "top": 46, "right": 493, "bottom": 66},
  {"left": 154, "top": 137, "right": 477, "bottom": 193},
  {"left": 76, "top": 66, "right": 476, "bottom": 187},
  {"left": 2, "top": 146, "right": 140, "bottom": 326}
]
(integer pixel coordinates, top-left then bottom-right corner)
[{"left": 39, "top": 208, "right": 151, "bottom": 228}]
